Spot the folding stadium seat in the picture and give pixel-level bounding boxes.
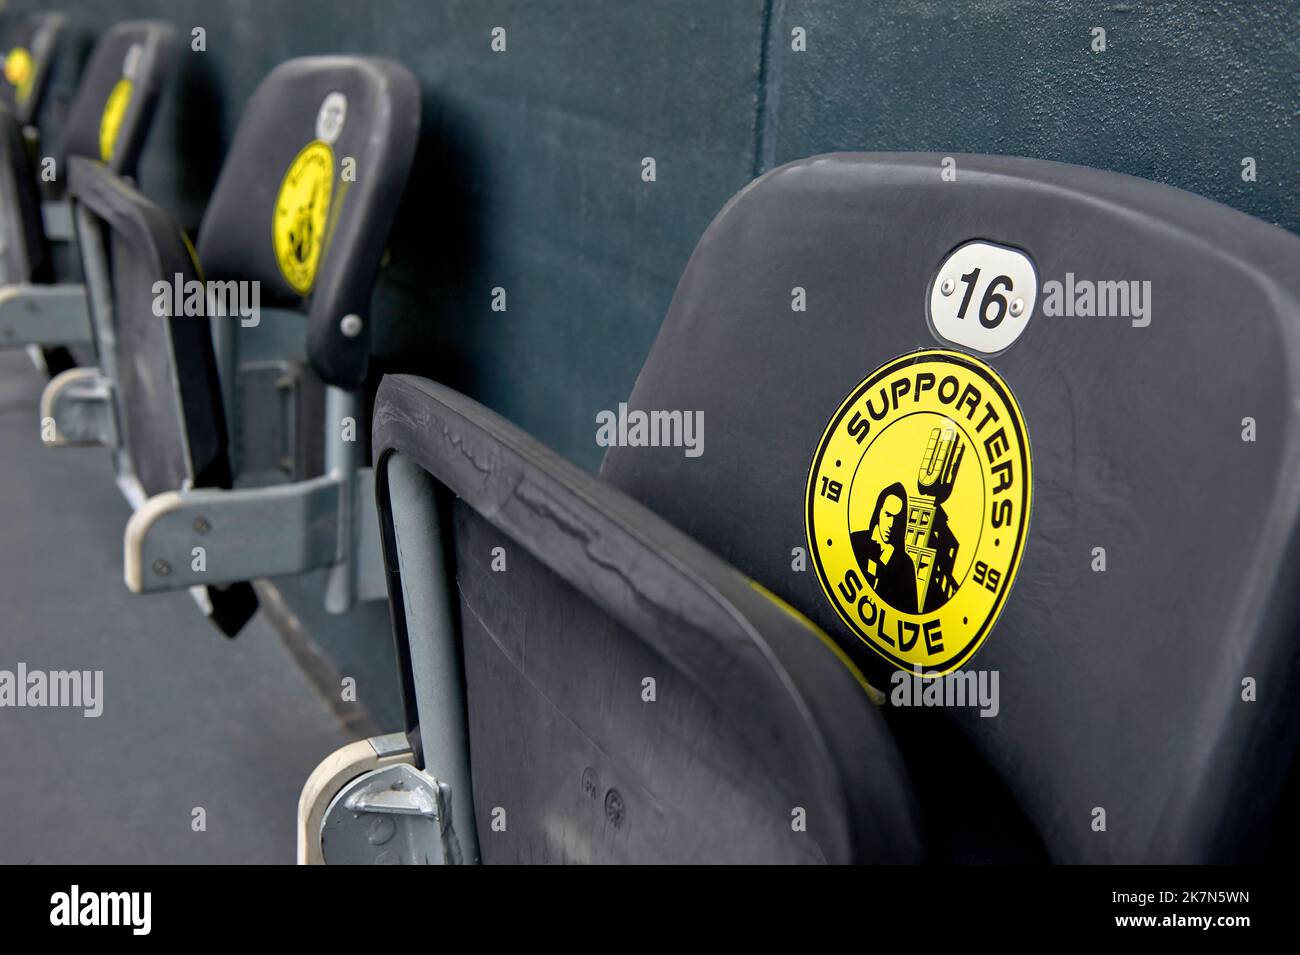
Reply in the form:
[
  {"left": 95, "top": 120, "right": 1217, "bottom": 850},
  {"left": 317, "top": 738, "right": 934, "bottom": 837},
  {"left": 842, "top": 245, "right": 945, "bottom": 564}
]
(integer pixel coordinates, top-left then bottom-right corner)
[
  {"left": 40, "top": 56, "right": 419, "bottom": 636},
  {"left": 0, "top": 13, "right": 65, "bottom": 131},
  {"left": 299, "top": 153, "right": 1300, "bottom": 863},
  {"left": 0, "top": 20, "right": 175, "bottom": 371},
  {"left": 0, "top": 12, "right": 68, "bottom": 293}
]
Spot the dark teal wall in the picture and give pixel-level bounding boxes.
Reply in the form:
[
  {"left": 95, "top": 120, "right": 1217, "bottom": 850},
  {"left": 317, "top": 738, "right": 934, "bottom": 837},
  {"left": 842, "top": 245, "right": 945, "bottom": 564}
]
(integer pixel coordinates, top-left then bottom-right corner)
[
  {"left": 765, "top": 1, "right": 1297, "bottom": 233},
  {"left": 13, "top": 0, "right": 1297, "bottom": 470}
]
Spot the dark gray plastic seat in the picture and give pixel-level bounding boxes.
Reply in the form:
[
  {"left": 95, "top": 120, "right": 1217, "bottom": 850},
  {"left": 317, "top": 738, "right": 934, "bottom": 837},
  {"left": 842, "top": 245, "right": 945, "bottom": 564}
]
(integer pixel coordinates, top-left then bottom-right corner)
[
  {"left": 373, "top": 377, "right": 924, "bottom": 863},
  {"left": 1, "top": 20, "right": 175, "bottom": 370},
  {"left": 603, "top": 153, "right": 1300, "bottom": 862},
  {"left": 0, "top": 99, "right": 47, "bottom": 286},
  {"left": 56, "top": 20, "right": 177, "bottom": 182},
  {"left": 196, "top": 56, "right": 422, "bottom": 390},
  {"left": 0, "top": 13, "right": 65, "bottom": 127},
  {"left": 1, "top": 19, "right": 175, "bottom": 258},
  {"left": 372, "top": 153, "right": 1300, "bottom": 863},
  {"left": 68, "top": 156, "right": 255, "bottom": 634},
  {"left": 0, "top": 13, "right": 65, "bottom": 287},
  {"left": 64, "top": 56, "right": 419, "bottom": 635}
]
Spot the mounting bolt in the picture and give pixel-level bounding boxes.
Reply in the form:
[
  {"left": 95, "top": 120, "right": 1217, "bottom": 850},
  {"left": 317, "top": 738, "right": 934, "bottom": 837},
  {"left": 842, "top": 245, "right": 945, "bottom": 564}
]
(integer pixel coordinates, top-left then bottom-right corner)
[
  {"left": 1009, "top": 298, "right": 1025, "bottom": 317},
  {"left": 152, "top": 559, "right": 171, "bottom": 577},
  {"left": 340, "top": 313, "right": 364, "bottom": 338},
  {"left": 604, "top": 788, "right": 625, "bottom": 829},
  {"left": 366, "top": 815, "right": 396, "bottom": 847},
  {"left": 193, "top": 517, "right": 211, "bottom": 535},
  {"left": 940, "top": 278, "right": 955, "bottom": 296}
]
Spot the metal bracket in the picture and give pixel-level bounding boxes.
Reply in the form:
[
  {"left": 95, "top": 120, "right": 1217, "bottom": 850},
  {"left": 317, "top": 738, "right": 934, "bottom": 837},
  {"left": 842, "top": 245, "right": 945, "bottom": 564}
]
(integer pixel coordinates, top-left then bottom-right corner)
[
  {"left": 39, "top": 367, "right": 118, "bottom": 447},
  {"left": 41, "top": 200, "right": 74, "bottom": 243},
  {"left": 123, "top": 465, "right": 386, "bottom": 608},
  {"left": 235, "top": 360, "right": 301, "bottom": 479},
  {"left": 298, "top": 733, "right": 417, "bottom": 864},
  {"left": 320, "top": 761, "right": 463, "bottom": 865},
  {"left": 0, "top": 283, "right": 92, "bottom": 347}
]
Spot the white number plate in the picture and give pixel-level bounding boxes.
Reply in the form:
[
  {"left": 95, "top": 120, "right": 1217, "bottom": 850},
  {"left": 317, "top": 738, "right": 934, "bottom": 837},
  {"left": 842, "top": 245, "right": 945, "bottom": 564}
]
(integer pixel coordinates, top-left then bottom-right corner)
[{"left": 928, "top": 240, "right": 1038, "bottom": 354}]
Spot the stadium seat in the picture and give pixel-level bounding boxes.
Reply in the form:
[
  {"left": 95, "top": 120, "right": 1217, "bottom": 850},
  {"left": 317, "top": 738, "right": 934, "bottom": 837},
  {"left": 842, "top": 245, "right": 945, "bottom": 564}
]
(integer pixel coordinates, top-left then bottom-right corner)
[
  {"left": 0, "top": 12, "right": 68, "bottom": 293},
  {"left": 0, "top": 20, "right": 175, "bottom": 372},
  {"left": 41, "top": 56, "right": 419, "bottom": 636},
  {"left": 0, "top": 13, "right": 65, "bottom": 129},
  {"left": 301, "top": 153, "right": 1300, "bottom": 863}
]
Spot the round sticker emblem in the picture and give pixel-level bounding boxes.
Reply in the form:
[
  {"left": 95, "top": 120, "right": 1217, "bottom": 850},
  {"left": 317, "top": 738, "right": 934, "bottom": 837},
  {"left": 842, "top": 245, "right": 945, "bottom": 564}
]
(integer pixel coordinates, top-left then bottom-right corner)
[
  {"left": 805, "top": 349, "right": 1031, "bottom": 675},
  {"left": 99, "top": 78, "right": 133, "bottom": 162},
  {"left": 272, "top": 140, "right": 335, "bottom": 295},
  {"left": 4, "top": 48, "right": 34, "bottom": 103}
]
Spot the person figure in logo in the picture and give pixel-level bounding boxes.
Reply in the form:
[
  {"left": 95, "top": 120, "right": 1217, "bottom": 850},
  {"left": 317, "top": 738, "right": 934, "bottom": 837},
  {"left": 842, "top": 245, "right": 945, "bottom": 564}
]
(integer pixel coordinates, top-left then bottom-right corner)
[
  {"left": 290, "top": 182, "right": 321, "bottom": 266},
  {"left": 851, "top": 482, "right": 919, "bottom": 614}
]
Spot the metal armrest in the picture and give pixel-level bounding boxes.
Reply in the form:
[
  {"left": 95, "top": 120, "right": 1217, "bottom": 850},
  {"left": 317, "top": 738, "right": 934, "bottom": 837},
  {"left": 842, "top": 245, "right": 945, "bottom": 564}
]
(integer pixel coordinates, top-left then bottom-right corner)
[
  {"left": 123, "top": 469, "right": 386, "bottom": 609},
  {"left": 40, "top": 367, "right": 117, "bottom": 447},
  {"left": 371, "top": 373, "right": 923, "bottom": 864},
  {"left": 0, "top": 283, "right": 92, "bottom": 347}
]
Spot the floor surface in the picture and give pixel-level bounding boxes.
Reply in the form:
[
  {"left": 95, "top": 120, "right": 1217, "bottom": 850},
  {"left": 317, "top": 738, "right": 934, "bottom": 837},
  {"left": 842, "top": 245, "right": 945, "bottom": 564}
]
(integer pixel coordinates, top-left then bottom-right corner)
[{"left": 0, "top": 350, "right": 352, "bottom": 863}]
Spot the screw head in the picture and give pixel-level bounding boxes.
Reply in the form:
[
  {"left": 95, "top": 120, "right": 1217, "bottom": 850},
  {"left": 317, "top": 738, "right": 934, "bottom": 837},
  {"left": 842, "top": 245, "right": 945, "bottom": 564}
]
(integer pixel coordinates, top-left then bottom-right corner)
[
  {"left": 340, "top": 313, "right": 364, "bottom": 338},
  {"left": 366, "top": 815, "right": 396, "bottom": 846},
  {"left": 940, "top": 278, "right": 955, "bottom": 296},
  {"left": 604, "top": 788, "right": 625, "bottom": 828},
  {"left": 1010, "top": 298, "right": 1025, "bottom": 317},
  {"left": 152, "top": 559, "right": 171, "bottom": 577},
  {"left": 193, "top": 517, "right": 211, "bottom": 535}
]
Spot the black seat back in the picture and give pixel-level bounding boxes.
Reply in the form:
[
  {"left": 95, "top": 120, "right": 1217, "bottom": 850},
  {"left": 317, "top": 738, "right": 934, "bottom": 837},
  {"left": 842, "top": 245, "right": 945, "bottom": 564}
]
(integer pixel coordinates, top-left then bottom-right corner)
[
  {"left": 196, "top": 56, "right": 420, "bottom": 389},
  {"left": 67, "top": 156, "right": 255, "bottom": 635},
  {"left": 0, "top": 102, "right": 47, "bottom": 284},
  {"left": 0, "top": 13, "right": 65, "bottom": 286},
  {"left": 1, "top": 13, "right": 65, "bottom": 127},
  {"left": 62, "top": 57, "right": 419, "bottom": 633},
  {"left": 59, "top": 21, "right": 176, "bottom": 178},
  {"left": 68, "top": 157, "right": 229, "bottom": 496},
  {"left": 0, "top": 21, "right": 173, "bottom": 288},
  {"left": 600, "top": 153, "right": 1300, "bottom": 862}
]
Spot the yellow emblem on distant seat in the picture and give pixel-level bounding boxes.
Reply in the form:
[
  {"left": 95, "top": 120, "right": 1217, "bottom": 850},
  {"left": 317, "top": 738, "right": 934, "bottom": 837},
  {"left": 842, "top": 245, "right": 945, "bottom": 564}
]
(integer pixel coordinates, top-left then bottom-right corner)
[
  {"left": 4, "top": 48, "right": 34, "bottom": 104},
  {"left": 99, "top": 79, "right": 133, "bottom": 162},
  {"left": 272, "top": 140, "right": 335, "bottom": 295}
]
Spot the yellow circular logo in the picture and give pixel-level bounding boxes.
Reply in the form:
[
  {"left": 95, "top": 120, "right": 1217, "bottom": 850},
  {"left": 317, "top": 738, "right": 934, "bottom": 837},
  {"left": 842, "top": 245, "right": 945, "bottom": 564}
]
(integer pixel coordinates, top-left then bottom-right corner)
[
  {"left": 272, "top": 140, "right": 335, "bottom": 295},
  {"left": 805, "top": 349, "right": 1031, "bottom": 675},
  {"left": 4, "top": 47, "right": 34, "bottom": 103},
  {"left": 99, "top": 78, "right": 133, "bottom": 162}
]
